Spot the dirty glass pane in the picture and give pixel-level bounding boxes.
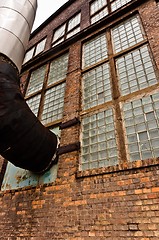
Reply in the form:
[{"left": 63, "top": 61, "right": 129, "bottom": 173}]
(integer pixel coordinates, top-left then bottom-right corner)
[
  {"left": 41, "top": 82, "right": 65, "bottom": 124},
  {"left": 52, "top": 38, "right": 64, "bottom": 47},
  {"left": 112, "top": 15, "right": 144, "bottom": 53},
  {"left": 123, "top": 93, "right": 159, "bottom": 161},
  {"left": 116, "top": 45, "right": 158, "bottom": 95},
  {"left": 23, "top": 47, "right": 35, "bottom": 64},
  {"left": 91, "top": 0, "right": 107, "bottom": 15},
  {"left": 66, "top": 27, "right": 80, "bottom": 39},
  {"left": 26, "top": 94, "right": 41, "bottom": 116},
  {"left": 47, "top": 53, "right": 68, "bottom": 85},
  {"left": 91, "top": 7, "right": 108, "bottom": 24},
  {"left": 81, "top": 109, "right": 118, "bottom": 170},
  {"left": 68, "top": 13, "right": 81, "bottom": 31},
  {"left": 111, "top": 0, "right": 132, "bottom": 12},
  {"left": 53, "top": 23, "right": 66, "bottom": 43},
  {"left": 26, "top": 65, "right": 46, "bottom": 96},
  {"left": 82, "top": 63, "right": 112, "bottom": 110},
  {"left": 35, "top": 38, "right": 46, "bottom": 56},
  {"left": 83, "top": 33, "right": 108, "bottom": 68}
]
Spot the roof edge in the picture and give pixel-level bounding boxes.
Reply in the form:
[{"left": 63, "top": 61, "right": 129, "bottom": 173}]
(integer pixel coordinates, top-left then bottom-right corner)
[{"left": 30, "top": 0, "right": 75, "bottom": 38}]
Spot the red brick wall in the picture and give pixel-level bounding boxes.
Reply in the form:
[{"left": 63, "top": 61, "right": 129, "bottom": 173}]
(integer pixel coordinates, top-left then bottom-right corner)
[
  {"left": 1, "top": 164, "right": 159, "bottom": 239},
  {"left": 0, "top": 1, "right": 159, "bottom": 239}
]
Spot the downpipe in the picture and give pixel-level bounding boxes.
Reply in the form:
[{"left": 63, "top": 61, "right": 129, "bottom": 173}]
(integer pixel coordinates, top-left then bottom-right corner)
[{"left": 0, "top": 0, "right": 58, "bottom": 173}]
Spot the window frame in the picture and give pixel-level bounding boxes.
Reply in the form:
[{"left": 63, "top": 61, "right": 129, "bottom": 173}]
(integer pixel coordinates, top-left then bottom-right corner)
[
  {"left": 80, "top": 13, "right": 159, "bottom": 173},
  {"left": 25, "top": 52, "right": 69, "bottom": 128},
  {"left": 90, "top": 0, "right": 133, "bottom": 24},
  {"left": 23, "top": 38, "right": 47, "bottom": 64},
  {"left": 52, "top": 12, "right": 81, "bottom": 47}
]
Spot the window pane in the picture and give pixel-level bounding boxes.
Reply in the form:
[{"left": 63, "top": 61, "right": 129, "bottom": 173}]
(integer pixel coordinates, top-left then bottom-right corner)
[
  {"left": 66, "top": 27, "right": 80, "bottom": 39},
  {"left": 47, "top": 53, "right": 69, "bottom": 86},
  {"left": 23, "top": 47, "right": 35, "bottom": 64},
  {"left": 68, "top": 13, "right": 81, "bottom": 31},
  {"left": 112, "top": 15, "right": 144, "bottom": 53},
  {"left": 41, "top": 83, "right": 65, "bottom": 124},
  {"left": 81, "top": 109, "right": 118, "bottom": 170},
  {"left": 53, "top": 23, "right": 66, "bottom": 43},
  {"left": 123, "top": 93, "right": 159, "bottom": 161},
  {"left": 35, "top": 38, "right": 46, "bottom": 56},
  {"left": 82, "top": 63, "right": 112, "bottom": 110},
  {"left": 111, "top": 0, "right": 132, "bottom": 12},
  {"left": 116, "top": 45, "right": 158, "bottom": 95},
  {"left": 91, "top": 0, "right": 107, "bottom": 15},
  {"left": 91, "top": 7, "right": 108, "bottom": 24},
  {"left": 26, "top": 65, "right": 46, "bottom": 96},
  {"left": 26, "top": 94, "right": 41, "bottom": 116},
  {"left": 83, "top": 33, "right": 108, "bottom": 68},
  {"left": 52, "top": 38, "right": 65, "bottom": 47}
]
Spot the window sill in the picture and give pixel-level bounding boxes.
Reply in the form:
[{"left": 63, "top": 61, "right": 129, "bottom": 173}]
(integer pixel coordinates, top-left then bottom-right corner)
[{"left": 76, "top": 157, "right": 159, "bottom": 178}]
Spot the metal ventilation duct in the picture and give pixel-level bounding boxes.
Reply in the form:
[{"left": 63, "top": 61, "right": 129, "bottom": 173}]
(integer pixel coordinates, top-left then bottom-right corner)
[
  {"left": 0, "top": 0, "right": 58, "bottom": 173},
  {"left": 0, "top": 0, "right": 37, "bottom": 72}
]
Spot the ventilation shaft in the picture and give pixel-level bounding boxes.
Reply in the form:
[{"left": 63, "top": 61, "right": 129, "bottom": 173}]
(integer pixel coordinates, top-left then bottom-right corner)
[{"left": 0, "top": 0, "right": 58, "bottom": 173}]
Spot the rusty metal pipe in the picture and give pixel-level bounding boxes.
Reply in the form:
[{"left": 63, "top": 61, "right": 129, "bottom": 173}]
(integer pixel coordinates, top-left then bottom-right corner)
[{"left": 0, "top": 62, "right": 58, "bottom": 173}]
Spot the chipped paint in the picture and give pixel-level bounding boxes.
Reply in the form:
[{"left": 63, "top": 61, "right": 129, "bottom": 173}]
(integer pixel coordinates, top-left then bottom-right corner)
[
  {"left": 1, "top": 162, "right": 58, "bottom": 190},
  {"left": 1, "top": 127, "right": 60, "bottom": 191}
]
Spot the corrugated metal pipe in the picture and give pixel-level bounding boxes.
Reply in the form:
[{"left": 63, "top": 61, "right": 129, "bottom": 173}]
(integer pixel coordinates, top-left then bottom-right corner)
[{"left": 0, "top": 0, "right": 58, "bottom": 173}]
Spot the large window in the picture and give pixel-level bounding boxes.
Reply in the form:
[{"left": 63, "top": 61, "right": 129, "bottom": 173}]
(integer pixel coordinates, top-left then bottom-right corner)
[
  {"left": 81, "top": 15, "right": 158, "bottom": 171},
  {"left": 52, "top": 12, "right": 81, "bottom": 47},
  {"left": 123, "top": 93, "right": 159, "bottom": 161},
  {"left": 90, "top": 0, "right": 132, "bottom": 24},
  {"left": 26, "top": 53, "right": 69, "bottom": 126}
]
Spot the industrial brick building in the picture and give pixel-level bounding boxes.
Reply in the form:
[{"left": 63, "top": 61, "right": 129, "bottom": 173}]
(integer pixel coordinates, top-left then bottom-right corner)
[{"left": 0, "top": 0, "right": 159, "bottom": 238}]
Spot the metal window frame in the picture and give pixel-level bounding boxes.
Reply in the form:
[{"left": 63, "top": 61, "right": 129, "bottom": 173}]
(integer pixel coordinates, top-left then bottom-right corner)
[
  {"left": 25, "top": 52, "right": 69, "bottom": 128},
  {"left": 52, "top": 12, "right": 81, "bottom": 47},
  {"left": 80, "top": 13, "right": 159, "bottom": 171}
]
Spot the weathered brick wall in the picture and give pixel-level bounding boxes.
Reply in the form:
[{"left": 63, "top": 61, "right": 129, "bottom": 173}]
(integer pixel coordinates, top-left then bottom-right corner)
[
  {"left": 0, "top": 0, "right": 159, "bottom": 239},
  {"left": 1, "top": 164, "right": 159, "bottom": 239}
]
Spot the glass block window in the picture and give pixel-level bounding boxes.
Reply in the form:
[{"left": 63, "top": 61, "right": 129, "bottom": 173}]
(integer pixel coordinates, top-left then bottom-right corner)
[
  {"left": 116, "top": 45, "right": 158, "bottom": 95},
  {"left": 123, "top": 93, "right": 159, "bottom": 161},
  {"left": 83, "top": 33, "right": 108, "bottom": 68},
  {"left": 91, "top": 0, "right": 107, "bottom": 15},
  {"left": 111, "top": 0, "right": 132, "bottom": 12},
  {"left": 90, "top": 0, "right": 133, "bottom": 24},
  {"left": 23, "top": 38, "right": 46, "bottom": 64},
  {"left": 26, "top": 65, "right": 46, "bottom": 96},
  {"left": 41, "top": 83, "right": 66, "bottom": 125},
  {"left": 81, "top": 14, "right": 159, "bottom": 171},
  {"left": 81, "top": 109, "right": 118, "bottom": 170},
  {"left": 90, "top": 0, "right": 108, "bottom": 24},
  {"left": 26, "top": 94, "right": 41, "bottom": 116},
  {"left": 111, "top": 16, "right": 144, "bottom": 53},
  {"left": 47, "top": 53, "right": 69, "bottom": 86},
  {"left": 52, "top": 12, "right": 81, "bottom": 46},
  {"left": 82, "top": 63, "right": 112, "bottom": 110},
  {"left": 25, "top": 53, "right": 68, "bottom": 126}
]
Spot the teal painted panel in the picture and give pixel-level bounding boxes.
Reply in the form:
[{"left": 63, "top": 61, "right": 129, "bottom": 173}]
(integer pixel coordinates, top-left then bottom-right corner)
[{"left": 1, "top": 162, "right": 58, "bottom": 191}]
